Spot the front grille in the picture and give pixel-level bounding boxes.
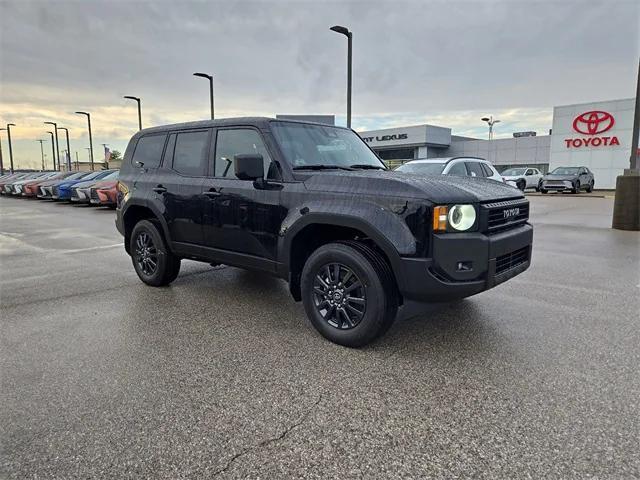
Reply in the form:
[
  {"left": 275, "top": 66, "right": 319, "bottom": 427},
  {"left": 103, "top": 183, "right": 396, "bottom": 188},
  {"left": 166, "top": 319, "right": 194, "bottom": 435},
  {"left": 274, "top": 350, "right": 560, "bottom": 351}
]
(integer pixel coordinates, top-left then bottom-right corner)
[
  {"left": 52, "top": 186, "right": 59, "bottom": 196},
  {"left": 90, "top": 188, "right": 100, "bottom": 201},
  {"left": 71, "top": 189, "right": 79, "bottom": 199},
  {"left": 482, "top": 199, "right": 529, "bottom": 233},
  {"left": 496, "top": 246, "right": 529, "bottom": 275}
]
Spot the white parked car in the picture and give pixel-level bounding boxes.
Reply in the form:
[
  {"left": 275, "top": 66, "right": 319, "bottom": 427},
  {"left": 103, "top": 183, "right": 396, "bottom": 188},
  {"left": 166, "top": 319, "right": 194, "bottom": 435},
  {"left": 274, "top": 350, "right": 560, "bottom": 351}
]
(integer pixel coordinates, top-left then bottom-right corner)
[
  {"left": 395, "top": 157, "right": 505, "bottom": 183},
  {"left": 501, "top": 167, "right": 543, "bottom": 191}
]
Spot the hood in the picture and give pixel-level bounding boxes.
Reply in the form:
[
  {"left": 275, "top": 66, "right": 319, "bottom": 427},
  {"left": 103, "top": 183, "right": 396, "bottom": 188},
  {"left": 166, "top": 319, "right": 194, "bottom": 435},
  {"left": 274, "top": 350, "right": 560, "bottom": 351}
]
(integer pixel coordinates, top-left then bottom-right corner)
[
  {"left": 73, "top": 180, "right": 98, "bottom": 188},
  {"left": 93, "top": 180, "right": 117, "bottom": 189},
  {"left": 301, "top": 170, "right": 523, "bottom": 204},
  {"left": 543, "top": 173, "right": 578, "bottom": 181},
  {"left": 502, "top": 175, "right": 524, "bottom": 181}
]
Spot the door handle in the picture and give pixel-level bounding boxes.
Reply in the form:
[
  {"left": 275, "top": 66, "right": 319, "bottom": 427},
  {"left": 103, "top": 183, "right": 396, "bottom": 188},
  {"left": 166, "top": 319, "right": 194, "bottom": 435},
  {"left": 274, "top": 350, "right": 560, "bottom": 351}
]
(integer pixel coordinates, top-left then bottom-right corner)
[
  {"left": 204, "top": 188, "right": 221, "bottom": 197},
  {"left": 153, "top": 185, "right": 167, "bottom": 194}
]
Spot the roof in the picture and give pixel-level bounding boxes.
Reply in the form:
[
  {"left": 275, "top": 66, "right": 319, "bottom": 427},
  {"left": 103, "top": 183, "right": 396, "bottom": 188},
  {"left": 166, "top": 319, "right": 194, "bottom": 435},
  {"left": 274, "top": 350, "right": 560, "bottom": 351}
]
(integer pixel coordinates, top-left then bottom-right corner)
[{"left": 405, "top": 156, "right": 487, "bottom": 164}]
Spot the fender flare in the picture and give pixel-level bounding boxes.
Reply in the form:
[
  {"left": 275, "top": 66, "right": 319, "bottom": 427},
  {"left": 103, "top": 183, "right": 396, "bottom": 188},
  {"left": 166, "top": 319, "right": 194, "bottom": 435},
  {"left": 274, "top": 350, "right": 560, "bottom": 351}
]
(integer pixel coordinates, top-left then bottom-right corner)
[
  {"left": 278, "top": 200, "right": 417, "bottom": 278},
  {"left": 121, "top": 198, "right": 171, "bottom": 249}
]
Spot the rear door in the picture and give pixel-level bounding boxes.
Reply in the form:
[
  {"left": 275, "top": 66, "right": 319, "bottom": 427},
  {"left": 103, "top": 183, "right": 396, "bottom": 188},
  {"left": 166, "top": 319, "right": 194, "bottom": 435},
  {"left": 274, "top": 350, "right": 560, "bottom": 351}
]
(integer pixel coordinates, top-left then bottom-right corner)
[{"left": 152, "top": 129, "right": 211, "bottom": 245}]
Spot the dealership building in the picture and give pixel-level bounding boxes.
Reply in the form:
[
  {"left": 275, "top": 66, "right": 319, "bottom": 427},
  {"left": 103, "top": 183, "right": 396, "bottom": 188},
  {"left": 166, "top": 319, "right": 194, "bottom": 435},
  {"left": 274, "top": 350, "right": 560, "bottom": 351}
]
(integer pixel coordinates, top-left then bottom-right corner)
[{"left": 359, "top": 98, "right": 636, "bottom": 189}]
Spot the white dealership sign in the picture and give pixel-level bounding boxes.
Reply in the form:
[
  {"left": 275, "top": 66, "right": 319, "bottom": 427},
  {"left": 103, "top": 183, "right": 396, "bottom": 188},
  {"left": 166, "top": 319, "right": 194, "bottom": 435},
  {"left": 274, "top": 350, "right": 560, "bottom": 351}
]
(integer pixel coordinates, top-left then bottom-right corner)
[{"left": 549, "top": 98, "right": 635, "bottom": 189}]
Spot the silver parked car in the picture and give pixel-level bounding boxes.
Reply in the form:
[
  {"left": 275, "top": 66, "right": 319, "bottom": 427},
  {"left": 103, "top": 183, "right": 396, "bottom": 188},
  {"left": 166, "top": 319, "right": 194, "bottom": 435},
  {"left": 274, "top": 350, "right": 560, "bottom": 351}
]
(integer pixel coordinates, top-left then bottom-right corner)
[
  {"left": 501, "top": 167, "right": 544, "bottom": 191},
  {"left": 395, "top": 157, "right": 505, "bottom": 183}
]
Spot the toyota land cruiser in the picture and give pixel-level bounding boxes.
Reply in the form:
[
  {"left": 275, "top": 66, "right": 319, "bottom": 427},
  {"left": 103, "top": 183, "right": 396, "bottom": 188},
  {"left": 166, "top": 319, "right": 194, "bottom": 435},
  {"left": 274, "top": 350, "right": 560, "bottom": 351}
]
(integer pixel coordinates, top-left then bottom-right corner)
[{"left": 116, "top": 118, "right": 533, "bottom": 347}]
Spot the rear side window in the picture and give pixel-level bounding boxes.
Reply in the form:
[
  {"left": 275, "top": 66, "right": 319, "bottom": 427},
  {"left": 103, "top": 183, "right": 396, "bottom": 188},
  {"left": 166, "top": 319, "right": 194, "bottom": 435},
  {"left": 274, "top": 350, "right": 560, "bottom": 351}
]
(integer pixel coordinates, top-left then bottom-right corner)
[
  {"left": 172, "top": 130, "right": 209, "bottom": 176},
  {"left": 131, "top": 134, "right": 167, "bottom": 169},
  {"left": 481, "top": 163, "right": 495, "bottom": 177},
  {"left": 466, "top": 162, "right": 486, "bottom": 177},
  {"left": 447, "top": 162, "right": 467, "bottom": 176}
]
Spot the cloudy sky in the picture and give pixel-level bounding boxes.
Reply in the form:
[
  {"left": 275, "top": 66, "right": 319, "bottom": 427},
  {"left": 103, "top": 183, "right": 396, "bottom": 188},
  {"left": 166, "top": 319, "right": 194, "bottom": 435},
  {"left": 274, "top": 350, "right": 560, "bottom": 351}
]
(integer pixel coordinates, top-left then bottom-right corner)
[{"left": 1, "top": 0, "right": 638, "bottom": 169}]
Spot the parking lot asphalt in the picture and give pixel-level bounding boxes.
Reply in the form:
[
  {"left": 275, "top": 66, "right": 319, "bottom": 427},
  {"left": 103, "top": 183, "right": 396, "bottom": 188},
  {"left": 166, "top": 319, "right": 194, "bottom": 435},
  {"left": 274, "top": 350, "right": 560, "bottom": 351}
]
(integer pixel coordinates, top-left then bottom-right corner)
[{"left": 1, "top": 196, "right": 639, "bottom": 479}]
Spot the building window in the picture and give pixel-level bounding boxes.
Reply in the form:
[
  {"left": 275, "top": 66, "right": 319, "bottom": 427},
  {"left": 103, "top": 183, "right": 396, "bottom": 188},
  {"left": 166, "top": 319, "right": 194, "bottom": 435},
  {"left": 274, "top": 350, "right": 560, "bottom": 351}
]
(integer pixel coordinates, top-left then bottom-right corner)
[{"left": 374, "top": 148, "right": 415, "bottom": 161}]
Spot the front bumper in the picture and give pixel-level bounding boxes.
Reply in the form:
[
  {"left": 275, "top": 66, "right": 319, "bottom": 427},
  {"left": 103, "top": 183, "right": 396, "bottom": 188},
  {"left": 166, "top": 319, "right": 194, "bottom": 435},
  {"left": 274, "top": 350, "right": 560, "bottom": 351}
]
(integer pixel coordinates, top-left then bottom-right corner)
[
  {"left": 396, "top": 224, "right": 533, "bottom": 302},
  {"left": 542, "top": 180, "right": 573, "bottom": 191}
]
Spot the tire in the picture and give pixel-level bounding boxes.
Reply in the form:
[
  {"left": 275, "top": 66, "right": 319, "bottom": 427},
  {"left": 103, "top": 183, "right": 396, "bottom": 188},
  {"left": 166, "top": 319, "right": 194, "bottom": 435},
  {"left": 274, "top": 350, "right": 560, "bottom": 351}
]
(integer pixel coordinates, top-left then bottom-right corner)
[
  {"left": 301, "top": 242, "right": 398, "bottom": 348},
  {"left": 586, "top": 180, "right": 594, "bottom": 193},
  {"left": 540, "top": 188, "right": 548, "bottom": 194},
  {"left": 536, "top": 180, "right": 543, "bottom": 192},
  {"left": 516, "top": 179, "right": 526, "bottom": 191},
  {"left": 572, "top": 181, "right": 580, "bottom": 194},
  {"left": 130, "top": 219, "right": 181, "bottom": 287}
]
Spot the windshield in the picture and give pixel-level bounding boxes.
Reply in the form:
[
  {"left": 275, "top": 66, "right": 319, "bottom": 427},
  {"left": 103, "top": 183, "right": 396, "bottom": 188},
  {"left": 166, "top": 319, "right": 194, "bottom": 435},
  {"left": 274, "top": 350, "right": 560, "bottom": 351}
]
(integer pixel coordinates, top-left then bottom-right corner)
[
  {"left": 271, "top": 122, "right": 386, "bottom": 170},
  {"left": 67, "top": 172, "right": 90, "bottom": 180},
  {"left": 551, "top": 167, "right": 580, "bottom": 175},
  {"left": 101, "top": 171, "right": 119, "bottom": 180},
  {"left": 502, "top": 168, "right": 527, "bottom": 176},
  {"left": 395, "top": 162, "right": 446, "bottom": 175}
]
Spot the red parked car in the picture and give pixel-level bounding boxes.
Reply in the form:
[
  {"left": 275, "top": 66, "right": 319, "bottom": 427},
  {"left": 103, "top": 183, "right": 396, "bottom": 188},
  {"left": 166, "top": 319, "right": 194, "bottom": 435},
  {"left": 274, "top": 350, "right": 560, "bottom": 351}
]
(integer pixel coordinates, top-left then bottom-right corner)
[
  {"left": 90, "top": 179, "right": 118, "bottom": 207},
  {"left": 22, "top": 172, "right": 70, "bottom": 197}
]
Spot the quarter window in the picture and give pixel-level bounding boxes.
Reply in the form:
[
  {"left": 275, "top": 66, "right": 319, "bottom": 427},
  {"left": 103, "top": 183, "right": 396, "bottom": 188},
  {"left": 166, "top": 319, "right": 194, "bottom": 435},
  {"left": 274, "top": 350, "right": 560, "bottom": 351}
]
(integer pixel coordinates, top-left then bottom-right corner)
[
  {"left": 172, "top": 130, "right": 209, "bottom": 176},
  {"left": 131, "top": 134, "right": 167, "bottom": 169},
  {"left": 481, "top": 163, "right": 495, "bottom": 177},
  {"left": 214, "top": 129, "right": 273, "bottom": 179}
]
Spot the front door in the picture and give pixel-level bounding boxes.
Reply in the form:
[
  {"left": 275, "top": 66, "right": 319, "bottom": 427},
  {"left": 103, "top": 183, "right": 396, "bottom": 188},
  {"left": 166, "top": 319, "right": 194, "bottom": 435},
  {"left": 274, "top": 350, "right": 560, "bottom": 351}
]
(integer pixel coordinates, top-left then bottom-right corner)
[{"left": 202, "top": 127, "right": 284, "bottom": 264}]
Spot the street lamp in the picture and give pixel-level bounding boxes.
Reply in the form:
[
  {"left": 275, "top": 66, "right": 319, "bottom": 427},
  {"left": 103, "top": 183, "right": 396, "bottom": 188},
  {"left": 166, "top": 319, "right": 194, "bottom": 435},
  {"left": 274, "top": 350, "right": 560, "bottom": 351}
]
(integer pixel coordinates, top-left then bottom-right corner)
[
  {"left": 75, "top": 111, "right": 94, "bottom": 170},
  {"left": 36, "top": 139, "right": 46, "bottom": 170},
  {"left": 193, "top": 72, "right": 214, "bottom": 120},
  {"left": 6, "top": 123, "right": 15, "bottom": 173},
  {"left": 44, "top": 121, "right": 60, "bottom": 170},
  {"left": 330, "top": 25, "right": 353, "bottom": 129},
  {"left": 0, "top": 127, "right": 6, "bottom": 175},
  {"left": 481, "top": 116, "right": 501, "bottom": 140},
  {"left": 124, "top": 95, "right": 142, "bottom": 130},
  {"left": 46, "top": 131, "right": 56, "bottom": 170},
  {"left": 58, "top": 127, "right": 72, "bottom": 171}
]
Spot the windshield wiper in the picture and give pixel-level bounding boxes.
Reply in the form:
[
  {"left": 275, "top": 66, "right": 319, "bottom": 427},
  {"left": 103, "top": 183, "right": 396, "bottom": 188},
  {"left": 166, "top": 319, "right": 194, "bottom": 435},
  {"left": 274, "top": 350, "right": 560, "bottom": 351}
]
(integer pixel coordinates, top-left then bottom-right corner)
[
  {"left": 292, "top": 165, "right": 354, "bottom": 171},
  {"left": 349, "top": 164, "right": 387, "bottom": 170}
]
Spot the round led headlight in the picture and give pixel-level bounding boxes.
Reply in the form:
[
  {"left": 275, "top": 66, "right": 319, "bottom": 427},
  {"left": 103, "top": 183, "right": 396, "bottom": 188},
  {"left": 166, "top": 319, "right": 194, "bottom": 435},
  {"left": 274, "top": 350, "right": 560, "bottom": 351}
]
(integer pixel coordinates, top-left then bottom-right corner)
[{"left": 448, "top": 204, "right": 476, "bottom": 231}]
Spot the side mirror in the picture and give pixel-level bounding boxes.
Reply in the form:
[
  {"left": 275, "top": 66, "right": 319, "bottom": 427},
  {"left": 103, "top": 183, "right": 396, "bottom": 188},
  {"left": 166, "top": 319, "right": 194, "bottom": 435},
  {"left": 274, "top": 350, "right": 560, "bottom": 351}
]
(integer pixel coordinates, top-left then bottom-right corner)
[{"left": 234, "top": 154, "right": 264, "bottom": 181}]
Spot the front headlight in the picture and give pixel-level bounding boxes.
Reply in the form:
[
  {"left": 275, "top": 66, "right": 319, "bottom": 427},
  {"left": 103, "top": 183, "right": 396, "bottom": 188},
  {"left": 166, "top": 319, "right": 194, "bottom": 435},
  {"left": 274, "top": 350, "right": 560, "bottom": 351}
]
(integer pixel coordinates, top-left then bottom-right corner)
[{"left": 448, "top": 204, "right": 476, "bottom": 231}]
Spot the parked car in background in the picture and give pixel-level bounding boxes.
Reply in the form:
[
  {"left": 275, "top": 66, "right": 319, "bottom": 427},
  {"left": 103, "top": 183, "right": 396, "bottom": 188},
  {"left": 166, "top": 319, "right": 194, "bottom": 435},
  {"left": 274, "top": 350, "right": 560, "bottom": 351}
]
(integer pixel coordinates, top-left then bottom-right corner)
[
  {"left": 52, "top": 170, "right": 114, "bottom": 201},
  {"left": 22, "top": 172, "right": 68, "bottom": 197},
  {"left": 0, "top": 173, "right": 30, "bottom": 193},
  {"left": 501, "top": 167, "right": 544, "bottom": 191},
  {"left": 38, "top": 171, "right": 90, "bottom": 199},
  {"left": 90, "top": 174, "right": 120, "bottom": 207},
  {"left": 395, "top": 157, "right": 505, "bottom": 183},
  {"left": 5, "top": 172, "right": 51, "bottom": 195},
  {"left": 71, "top": 170, "right": 118, "bottom": 203},
  {"left": 540, "top": 166, "right": 594, "bottom": 194}
]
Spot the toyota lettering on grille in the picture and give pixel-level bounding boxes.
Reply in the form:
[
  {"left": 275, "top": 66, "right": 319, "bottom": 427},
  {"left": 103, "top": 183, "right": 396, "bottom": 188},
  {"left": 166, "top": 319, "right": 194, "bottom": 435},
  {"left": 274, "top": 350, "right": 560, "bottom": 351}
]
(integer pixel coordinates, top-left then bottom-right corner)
[{"left": 503, "top": 207, "right": 520, "bottom": 220}]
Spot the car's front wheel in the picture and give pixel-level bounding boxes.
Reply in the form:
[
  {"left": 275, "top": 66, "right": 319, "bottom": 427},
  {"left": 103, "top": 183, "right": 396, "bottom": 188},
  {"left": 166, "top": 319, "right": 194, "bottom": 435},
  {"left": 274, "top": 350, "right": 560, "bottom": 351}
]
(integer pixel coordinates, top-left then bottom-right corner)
[
  {"left": 130, "top": 219, "right": 181, "bottom": 287},
  {"left": 586, "top": 180, "right": 594, "bottom": 193},
  {"left": 516, "top": 179, "right": 526, "bottom": 191},
  {"left": 572, "top": 181, "right": 581, "bottom": 194},
  {"left": 301, "top": 241, "right": 398, "bottom": 348}
]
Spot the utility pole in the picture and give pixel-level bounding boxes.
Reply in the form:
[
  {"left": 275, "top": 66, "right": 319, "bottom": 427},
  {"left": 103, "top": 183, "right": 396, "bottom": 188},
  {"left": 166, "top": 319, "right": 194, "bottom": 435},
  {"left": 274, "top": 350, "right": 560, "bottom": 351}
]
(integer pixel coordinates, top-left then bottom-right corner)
[
  {"left": 37, "top": 139, "right": 46, "bottom": 170},
  {"left": 0, "top": 128, "right": 5, "bottom": 175},
  {"left": 6, "top": 124, "right": 15, "bottom": 172}
]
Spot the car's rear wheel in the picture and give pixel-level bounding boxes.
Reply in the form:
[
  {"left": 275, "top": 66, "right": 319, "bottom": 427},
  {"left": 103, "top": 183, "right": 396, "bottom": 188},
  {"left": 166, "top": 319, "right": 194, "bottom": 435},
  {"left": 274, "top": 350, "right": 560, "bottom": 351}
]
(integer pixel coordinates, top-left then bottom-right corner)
[
  {"left": 301, "top": 242, "right": 398, "bottom": 348},
  {"left": 536, "top": 179, "right": 543, "bottom": 192},
  {"left": 130, "top": 219, "right": 181, "bottom": 287},
  {"left": 586, "top": 180, "right": 594, "bottom": 193}
]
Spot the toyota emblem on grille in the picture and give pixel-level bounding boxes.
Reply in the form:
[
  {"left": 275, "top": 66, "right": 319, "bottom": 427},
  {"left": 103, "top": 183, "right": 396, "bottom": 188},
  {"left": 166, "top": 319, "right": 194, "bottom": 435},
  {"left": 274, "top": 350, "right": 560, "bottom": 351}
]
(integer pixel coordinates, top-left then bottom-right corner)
[{"left": 504, "top": 207, "right": 520, "bottom": 219}]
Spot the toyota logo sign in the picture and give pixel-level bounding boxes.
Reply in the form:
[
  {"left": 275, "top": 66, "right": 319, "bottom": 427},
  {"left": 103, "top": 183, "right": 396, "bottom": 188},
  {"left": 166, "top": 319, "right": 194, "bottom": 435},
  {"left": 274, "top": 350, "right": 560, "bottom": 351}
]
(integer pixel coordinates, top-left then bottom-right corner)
[
  {"left": 564, "top": 110, "right": 619, "bottom": 149},
  {"left": 572, "top": 110, "right": 615, "bottom": 135}
]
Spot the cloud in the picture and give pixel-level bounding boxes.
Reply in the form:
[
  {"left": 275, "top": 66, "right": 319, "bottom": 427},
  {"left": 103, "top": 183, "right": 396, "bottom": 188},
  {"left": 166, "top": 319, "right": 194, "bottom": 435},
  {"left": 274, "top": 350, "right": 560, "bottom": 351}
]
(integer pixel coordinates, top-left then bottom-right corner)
[{"left": 0, "top": 0, "right": 637, "bottom": 168}]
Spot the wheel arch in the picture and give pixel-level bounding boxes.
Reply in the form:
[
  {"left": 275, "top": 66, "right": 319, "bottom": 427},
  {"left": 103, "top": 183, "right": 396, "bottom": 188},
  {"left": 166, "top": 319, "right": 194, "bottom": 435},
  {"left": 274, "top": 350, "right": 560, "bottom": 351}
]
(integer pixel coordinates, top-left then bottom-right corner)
[{"left": 122, "top": 200, "right": 170, "bottom": 255}]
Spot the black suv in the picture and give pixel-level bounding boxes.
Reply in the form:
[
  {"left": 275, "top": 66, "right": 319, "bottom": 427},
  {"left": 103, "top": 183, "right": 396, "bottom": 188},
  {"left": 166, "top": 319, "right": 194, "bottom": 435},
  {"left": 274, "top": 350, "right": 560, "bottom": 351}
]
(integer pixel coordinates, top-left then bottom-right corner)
[{"left": 116, "top": 118, "right": 533, "bottom": 347}]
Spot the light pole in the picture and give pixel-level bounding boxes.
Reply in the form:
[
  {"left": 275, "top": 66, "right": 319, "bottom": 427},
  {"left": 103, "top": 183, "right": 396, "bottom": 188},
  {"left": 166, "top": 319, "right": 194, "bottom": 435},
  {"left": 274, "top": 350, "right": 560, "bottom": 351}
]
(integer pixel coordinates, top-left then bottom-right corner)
[
  {"left": 193, "top": 72, "right": 214, "bottom": 120},
  {"left": 124, "top": 95, "right": 142, "bottom": 130},
  {"left": 46, "top": 131, "right": 56, "bottom": 170},
  {"left": 44, "top": 121, "right": 60, "bottom": 170},
  {"left": 481, "top": 116, "right": 501, "bottom": 140},
  {"left": 0, "top": 127, "right": 5, "bottom": 175},
  {"left": 75, "top": 111, "right": 94, "bottom": 171},
  {"left": 58, "top": 127, "right": 72, "bottom": 171},
  {"left": 36, "top": 139, "right": 46, "bottom": 170},
  {"left": 330, "top": 25, "right": 353, "bottom": 129},
  {"left": 6, "top": 123, "right": 15, "bottom": 173}
]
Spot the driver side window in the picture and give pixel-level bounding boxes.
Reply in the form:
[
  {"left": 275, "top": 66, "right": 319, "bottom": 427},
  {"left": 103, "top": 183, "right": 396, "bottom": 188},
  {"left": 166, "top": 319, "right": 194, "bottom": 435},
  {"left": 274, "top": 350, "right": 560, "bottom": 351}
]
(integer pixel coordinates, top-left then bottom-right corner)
[
  {"left": 214, "top": 129, "right": 275, "bottom": 179},
  {"left": 447, "top": 162, "right": 468, "bottom": 176}
]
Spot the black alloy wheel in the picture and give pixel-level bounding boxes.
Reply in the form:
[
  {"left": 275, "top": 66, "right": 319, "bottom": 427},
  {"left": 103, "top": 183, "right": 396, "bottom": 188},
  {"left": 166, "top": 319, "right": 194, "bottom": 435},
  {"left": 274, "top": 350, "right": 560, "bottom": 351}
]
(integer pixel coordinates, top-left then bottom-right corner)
[
  {"left": 312, "top": 263, "right": 366, "bottom": 330},
  {"left": 134, "top": 231, "right": 158, "bottom": 276},
  {"left": 573, "top": 181, "right": 581, "bottom": 194}
]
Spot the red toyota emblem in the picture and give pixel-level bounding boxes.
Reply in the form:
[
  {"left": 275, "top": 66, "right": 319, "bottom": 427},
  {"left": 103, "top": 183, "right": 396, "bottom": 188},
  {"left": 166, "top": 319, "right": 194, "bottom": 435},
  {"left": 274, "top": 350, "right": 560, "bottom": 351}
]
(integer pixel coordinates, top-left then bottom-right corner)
[{"left": 572, "top": 110, "right": 615, "bottom": 135}]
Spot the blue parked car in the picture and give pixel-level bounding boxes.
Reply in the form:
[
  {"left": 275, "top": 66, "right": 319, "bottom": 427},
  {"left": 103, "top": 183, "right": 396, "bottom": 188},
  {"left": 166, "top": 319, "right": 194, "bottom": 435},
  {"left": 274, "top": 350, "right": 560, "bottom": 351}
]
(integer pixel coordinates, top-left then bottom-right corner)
[{"left": 52, "top": 170, "right": 115, "bottom": 201}]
